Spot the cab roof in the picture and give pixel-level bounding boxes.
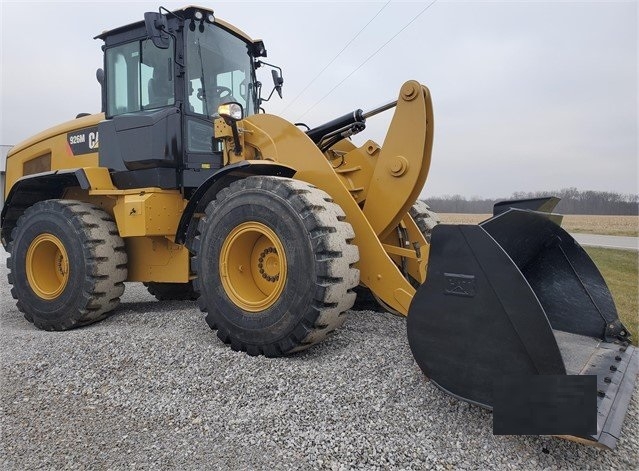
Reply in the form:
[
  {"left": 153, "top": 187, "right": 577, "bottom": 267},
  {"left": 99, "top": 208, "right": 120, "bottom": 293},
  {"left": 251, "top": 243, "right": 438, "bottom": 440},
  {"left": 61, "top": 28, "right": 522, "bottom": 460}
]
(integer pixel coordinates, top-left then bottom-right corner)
[{"left": 94, "top": 5, "right": 257, "bottom": 45}]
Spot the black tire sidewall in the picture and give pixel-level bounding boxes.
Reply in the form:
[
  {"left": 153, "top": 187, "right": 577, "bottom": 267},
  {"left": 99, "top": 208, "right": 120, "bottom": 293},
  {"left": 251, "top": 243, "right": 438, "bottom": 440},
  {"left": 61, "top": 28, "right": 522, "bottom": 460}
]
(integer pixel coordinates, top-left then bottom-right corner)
[
  {"left": 198, "top": 189, "right": 317, "bottom": 346},
  {"left": 10, "top": 204, "right": 91, "bottom": 327}
]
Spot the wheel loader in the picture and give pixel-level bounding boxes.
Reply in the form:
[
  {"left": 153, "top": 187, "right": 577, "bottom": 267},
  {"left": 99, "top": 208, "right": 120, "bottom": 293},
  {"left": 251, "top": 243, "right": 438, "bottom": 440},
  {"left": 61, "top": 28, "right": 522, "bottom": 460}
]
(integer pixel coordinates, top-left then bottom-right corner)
[{"left": 2, "top": 5, "right": 636, "bottom": 450}]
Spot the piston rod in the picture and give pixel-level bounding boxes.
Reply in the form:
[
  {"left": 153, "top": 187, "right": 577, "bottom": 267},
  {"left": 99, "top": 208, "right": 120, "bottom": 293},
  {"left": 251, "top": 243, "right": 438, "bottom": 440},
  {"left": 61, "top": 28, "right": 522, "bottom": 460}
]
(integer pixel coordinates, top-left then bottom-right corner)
[
  {"left": 362, "top": 100, "right": 397, "bottom": 120},
  {"left": 306, "top": 100, "right": 397, "bottom": 144}
]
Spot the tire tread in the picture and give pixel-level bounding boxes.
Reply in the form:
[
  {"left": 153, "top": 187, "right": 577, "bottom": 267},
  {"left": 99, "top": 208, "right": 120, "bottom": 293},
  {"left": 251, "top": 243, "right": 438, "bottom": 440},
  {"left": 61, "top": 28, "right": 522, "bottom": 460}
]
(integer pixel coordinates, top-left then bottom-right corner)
[
  {"left": 191, "top": 176, "right": 359, "bottom": 356},
  {"left": 7, "top": 199, "right": 127, "bottom": 330}
]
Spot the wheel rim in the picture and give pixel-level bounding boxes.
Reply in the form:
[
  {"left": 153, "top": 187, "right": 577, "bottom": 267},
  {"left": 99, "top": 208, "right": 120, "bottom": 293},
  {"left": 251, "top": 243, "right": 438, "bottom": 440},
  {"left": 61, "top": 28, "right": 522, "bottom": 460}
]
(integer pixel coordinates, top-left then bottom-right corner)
[
  {"left": 220, "top": 222, "right": 287, "bottom": 312},
  {"left": 26, "top": 233, "right": 70, "bottom": 300}
]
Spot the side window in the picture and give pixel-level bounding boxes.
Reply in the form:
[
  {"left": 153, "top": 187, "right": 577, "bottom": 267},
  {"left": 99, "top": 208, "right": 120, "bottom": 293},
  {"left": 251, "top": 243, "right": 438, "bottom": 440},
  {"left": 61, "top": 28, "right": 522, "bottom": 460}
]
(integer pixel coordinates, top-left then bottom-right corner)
[
  {"left": 105, "top": 39, "right": 174, "bottom": 117},
  {"left": 186, "top": 118, "right": 214, "bottom": 153},
  {"left": 188, "top": 78, "right": 204, "bottom": 114},
  {"left": 106, "top": 42, "right": 139, "bottom": 116},
  {"left": 112, "top": 54, "right": 129, "bottom": 112},
  {"left": 141, "top": 39, "right": 174, "bottom": 109}
]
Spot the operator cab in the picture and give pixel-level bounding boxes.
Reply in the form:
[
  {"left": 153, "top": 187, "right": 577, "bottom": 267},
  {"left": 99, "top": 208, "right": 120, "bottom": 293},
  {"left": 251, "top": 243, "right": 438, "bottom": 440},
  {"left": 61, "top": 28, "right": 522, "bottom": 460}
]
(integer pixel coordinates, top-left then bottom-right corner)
[{"left": 95, "top": 6, "right": 275, "bottom": 192}]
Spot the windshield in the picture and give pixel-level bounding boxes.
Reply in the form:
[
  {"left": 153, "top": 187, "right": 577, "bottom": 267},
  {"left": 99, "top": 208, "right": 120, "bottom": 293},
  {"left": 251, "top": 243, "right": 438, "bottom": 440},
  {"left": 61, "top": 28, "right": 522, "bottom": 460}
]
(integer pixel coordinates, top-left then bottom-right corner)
[{"left": 186, "top": 23, "right": 257, "bottom": 117}]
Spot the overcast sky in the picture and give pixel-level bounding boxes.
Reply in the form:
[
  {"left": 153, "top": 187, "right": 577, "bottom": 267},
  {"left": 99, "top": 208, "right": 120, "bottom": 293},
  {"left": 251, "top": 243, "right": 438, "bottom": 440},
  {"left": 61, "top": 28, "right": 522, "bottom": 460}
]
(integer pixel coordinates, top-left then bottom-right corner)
[{"left": 0, "top": 0, "right": 637, "bottom": 198}]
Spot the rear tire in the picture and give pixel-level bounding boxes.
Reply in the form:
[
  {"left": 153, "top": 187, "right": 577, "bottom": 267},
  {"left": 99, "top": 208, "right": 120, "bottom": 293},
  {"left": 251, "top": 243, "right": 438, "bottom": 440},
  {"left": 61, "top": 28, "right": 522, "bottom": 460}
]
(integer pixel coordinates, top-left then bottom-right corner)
[
  {"left": 143, "top": 281, "right": 198, "bottom": 301},
  {"left": 409, "top": 199, "right": 440, "bottom": 243},
  {"left": 190, "top": 176, "right": 359, "bottom": 356},
  {"left": 7, "top": 200, "right": 127, "bottom": 330}
]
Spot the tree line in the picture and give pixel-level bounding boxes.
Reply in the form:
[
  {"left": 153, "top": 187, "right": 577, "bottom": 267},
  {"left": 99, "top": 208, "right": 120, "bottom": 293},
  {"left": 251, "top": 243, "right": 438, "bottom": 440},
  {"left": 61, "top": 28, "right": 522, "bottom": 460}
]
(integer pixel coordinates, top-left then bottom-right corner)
[{"left": 424, "top": 188, "right": 639, "bottom": 215}]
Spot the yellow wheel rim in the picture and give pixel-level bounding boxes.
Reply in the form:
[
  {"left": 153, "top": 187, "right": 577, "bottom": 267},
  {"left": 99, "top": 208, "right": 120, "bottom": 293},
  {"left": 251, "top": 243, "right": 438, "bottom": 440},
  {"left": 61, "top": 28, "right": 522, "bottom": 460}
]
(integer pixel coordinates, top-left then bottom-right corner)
[
  {"left": 26, "top": 233, "right": 70, "bottom": 300},
  {"left": 220, "top": 222, "right": 287, "bottom": 312}
]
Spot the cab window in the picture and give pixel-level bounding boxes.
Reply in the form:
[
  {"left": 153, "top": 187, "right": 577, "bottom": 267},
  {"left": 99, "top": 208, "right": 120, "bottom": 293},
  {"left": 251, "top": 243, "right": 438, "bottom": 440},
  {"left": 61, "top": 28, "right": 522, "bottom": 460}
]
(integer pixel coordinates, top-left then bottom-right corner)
[{"left": 105, "top": 38, "right": 175, "bottom": 117}]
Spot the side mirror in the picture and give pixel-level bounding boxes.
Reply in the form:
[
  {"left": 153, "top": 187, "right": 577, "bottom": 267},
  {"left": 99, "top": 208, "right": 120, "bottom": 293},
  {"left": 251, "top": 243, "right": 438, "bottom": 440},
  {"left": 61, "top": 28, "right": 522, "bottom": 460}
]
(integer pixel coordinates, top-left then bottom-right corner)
[
  {"left": 144, "top": 12, "right": 170, "bottom": 49},
  {"left": 96, "top": 68, "right": 106, "bottom": 113},
  {"left": 271, "top": 69, "right": 284, "bottom": 99},
  {"left": 96, "top": 68, "right": 105, "bottom": 87},
  {"left": 254, "top": 61, "right": 284, "bottom": 104}
]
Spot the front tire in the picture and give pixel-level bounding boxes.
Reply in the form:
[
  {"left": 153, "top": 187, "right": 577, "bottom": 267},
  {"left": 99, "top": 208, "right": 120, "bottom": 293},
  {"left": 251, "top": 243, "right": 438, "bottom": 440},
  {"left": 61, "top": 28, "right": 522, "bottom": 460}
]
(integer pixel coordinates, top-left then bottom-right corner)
[
  {"left": 190, "top": 176, "right": 359, "bottom": 357},
  {"left": 7, "top": 200, "right": 127, "bottom": 330}
]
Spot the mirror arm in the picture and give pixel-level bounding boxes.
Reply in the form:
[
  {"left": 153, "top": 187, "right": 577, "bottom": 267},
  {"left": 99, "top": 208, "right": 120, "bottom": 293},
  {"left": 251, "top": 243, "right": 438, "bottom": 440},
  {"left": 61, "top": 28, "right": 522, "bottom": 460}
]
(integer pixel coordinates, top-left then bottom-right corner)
[
  {"left": 260, "top": 86, "right": 278, "bottom": 104},
  {"left": 256, "top": 60, "right": 282, "bottom": 75},
  {"left": 255, "top": 60, "right": 284, "bottom": 105}
]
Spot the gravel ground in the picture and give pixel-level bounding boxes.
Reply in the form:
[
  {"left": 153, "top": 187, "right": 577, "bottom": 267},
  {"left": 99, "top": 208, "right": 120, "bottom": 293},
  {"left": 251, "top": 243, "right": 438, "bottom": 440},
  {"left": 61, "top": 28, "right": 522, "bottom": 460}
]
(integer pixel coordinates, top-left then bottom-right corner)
[{"left": 1, "top": 249, "right": 638, "bottom": 470}]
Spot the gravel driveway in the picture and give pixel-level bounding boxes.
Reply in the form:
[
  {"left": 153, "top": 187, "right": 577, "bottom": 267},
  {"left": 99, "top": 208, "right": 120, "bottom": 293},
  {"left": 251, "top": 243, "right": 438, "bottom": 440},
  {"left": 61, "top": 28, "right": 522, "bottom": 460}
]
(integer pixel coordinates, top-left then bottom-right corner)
[{"left": 1, "top": 249, "right": 637, "bottom": 470}]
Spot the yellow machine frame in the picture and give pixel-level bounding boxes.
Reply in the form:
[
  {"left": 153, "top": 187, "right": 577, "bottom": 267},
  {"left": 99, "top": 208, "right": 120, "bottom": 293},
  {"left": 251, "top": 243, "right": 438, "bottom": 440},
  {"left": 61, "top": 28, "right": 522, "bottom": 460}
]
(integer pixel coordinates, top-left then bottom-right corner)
[{"left": 4, "top": 80, "right": 433, "bottom": 314}]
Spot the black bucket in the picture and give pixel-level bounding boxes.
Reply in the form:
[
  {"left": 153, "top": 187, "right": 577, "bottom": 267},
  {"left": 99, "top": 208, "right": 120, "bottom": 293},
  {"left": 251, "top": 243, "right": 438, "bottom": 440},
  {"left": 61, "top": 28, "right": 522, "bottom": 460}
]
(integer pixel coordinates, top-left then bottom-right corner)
[{"left": 407, "top": 208, "right": 637, "bottom": 449}]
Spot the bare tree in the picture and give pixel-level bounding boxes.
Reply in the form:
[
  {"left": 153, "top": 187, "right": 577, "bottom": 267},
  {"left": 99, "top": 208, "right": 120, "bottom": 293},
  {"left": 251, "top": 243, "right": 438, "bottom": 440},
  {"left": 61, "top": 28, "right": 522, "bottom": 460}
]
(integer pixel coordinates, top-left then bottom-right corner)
[{"left": 424, "top": 189, "right": 639, "bottom": 215}]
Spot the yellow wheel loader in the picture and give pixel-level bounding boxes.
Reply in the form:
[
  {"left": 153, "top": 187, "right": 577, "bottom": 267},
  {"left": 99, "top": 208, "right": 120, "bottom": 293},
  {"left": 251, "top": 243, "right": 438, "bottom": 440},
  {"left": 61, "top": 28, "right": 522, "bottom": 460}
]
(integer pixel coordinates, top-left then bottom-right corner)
[{"left": 2, "top": 6, "right": 636, "bottom": 450}]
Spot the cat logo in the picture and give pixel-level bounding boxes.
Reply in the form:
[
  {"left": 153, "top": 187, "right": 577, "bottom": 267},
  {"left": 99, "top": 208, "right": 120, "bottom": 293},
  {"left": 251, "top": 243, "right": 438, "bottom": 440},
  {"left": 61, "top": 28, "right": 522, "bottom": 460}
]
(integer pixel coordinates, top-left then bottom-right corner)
[{"left": 88, "top": 131, "right": 99, "bottom": 150}]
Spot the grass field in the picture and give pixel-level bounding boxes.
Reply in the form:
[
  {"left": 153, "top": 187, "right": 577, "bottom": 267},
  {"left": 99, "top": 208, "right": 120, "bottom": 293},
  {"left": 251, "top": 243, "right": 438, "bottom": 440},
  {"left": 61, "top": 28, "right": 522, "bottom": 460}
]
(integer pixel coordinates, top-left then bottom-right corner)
[
  {"left": 586, "top": 247, "right": 638, "bottom": 346},
  {"left": 438, "top": 213, "right": 639, "bottom": 237}
]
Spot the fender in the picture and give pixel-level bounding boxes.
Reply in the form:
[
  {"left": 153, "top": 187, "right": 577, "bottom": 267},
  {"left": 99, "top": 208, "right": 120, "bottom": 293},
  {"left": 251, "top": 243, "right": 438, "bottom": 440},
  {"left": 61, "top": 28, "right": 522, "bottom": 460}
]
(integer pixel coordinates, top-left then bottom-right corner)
[
  {"left": 1, "top": 168, "right": 101, "bottom": 248},
  {"left": 175, "top": 160, "right": 296, "bottom": 245}
]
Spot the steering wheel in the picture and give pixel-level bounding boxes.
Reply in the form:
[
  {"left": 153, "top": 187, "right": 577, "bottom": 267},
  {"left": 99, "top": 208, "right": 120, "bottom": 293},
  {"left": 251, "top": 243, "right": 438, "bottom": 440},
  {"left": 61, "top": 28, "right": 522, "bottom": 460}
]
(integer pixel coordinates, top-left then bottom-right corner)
[
  {"left": 196, "top": 86, "right": 234, "bottom": 101},
  {"left": 216, "top": 86, "right": 233, "bottom": 100}
]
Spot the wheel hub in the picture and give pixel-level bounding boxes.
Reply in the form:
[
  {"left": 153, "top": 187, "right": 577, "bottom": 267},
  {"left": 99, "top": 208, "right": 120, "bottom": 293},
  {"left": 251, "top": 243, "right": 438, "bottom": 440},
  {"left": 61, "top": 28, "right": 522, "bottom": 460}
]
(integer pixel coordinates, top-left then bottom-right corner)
[
  {"left": 220, "top": 222, "right": 287, "bottom": 312},
  {"left": 25, "top": 233, "right": 70, "bottom": 300},
  {"left": 258, "top": 247, "right": 280, "bottom": 282}
]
